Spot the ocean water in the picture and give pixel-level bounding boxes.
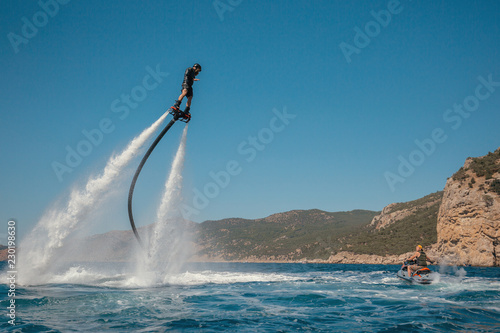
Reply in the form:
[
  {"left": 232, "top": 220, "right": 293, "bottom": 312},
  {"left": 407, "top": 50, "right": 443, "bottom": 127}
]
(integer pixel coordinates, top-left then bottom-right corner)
[{"left": 1, "top": 262, "right": 499, "bottom": 332}]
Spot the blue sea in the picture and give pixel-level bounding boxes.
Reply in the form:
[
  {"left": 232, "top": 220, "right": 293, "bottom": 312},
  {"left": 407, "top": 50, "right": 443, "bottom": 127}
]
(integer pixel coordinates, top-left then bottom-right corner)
[{"left": 1, "top": 262, "right": 499, "bottom": 332}]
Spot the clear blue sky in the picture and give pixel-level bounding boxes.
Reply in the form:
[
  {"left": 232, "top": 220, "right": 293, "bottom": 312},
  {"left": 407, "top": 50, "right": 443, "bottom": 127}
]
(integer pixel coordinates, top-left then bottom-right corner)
[{"left": 1, "top": 0, "right": 500, "bottom": 238}]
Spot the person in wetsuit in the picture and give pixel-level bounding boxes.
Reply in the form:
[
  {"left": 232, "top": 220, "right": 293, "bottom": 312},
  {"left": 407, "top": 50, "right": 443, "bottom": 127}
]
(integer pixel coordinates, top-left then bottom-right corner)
[
  {"left": 406, "top": 245, "right": 435, "bottom": 277},
  {"left": 172, "top": 63, "right": 202, "bottom": 116}
]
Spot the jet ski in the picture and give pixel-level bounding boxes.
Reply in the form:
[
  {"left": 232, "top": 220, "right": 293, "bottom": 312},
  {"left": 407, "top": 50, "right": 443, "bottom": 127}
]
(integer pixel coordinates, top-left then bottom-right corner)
[{"left": 397, "top": 260, "right": 434, "bottom": 284}]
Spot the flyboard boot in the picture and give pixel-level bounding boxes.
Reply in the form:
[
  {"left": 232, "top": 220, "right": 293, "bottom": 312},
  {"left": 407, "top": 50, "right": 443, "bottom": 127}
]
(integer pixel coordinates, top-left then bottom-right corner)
[
  {"left": 168, "top": 100, "right": 182, "bottom": 119},
  {"left": 178, "top": 106, "right": 191, "bottom": 123}
]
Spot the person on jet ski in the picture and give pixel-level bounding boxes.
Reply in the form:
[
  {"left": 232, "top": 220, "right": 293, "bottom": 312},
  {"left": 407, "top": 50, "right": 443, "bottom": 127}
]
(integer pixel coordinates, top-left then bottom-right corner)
[
  {"left": 171, "top": 63, "right": 202, "bottom": 117},
  {"left": 406, "top": 245, "right": 435, "bottom": 277}
]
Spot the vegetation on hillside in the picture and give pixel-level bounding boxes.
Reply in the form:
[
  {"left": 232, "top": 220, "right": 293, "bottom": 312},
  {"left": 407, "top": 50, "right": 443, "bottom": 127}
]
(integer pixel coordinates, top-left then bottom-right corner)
[
  {"left": 195, "top": 192, "right": 443, "bottom": 260},
  {"left": 343, "top": 192, "right": 442, "bottom": 256},
  {"left": 469, "top": 149, "right": 500, "bottom": 179},
  {"left": 491, "top": 179, "right": 500, "bottom": 195},
  {"left": 453, "top": 148, "right": 500, "bottom": 195},
  {"left": 384, "top": 191, "right": 443, "bottom": 214},
  {"left": 196, "top": 210, "right": 379, "bottom": 261}
]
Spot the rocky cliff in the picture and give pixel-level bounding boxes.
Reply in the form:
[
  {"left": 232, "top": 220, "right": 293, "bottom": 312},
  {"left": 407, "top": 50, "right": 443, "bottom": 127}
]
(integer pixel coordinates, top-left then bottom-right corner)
[
  {"left": 436, "top": 148, "right": 500, "bottom": 266},
  {"left": 370, "top": 192, "right": 443, "bottom": 230}
]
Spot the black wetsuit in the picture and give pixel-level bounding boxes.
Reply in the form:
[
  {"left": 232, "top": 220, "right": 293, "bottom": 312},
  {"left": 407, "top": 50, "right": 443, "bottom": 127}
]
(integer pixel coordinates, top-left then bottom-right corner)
[{"left": 182, "top": 67, "right": 196, "bottom": 97}]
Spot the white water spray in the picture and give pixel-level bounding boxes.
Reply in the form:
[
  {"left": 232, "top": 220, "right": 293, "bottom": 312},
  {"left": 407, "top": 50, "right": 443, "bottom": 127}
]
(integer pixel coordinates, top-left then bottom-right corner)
[
  {"left": 18, "top": 113, "right": 169, "bottom": 285},
  {"left": 135, "top": 126, "right": 191, "bottom": 285}
]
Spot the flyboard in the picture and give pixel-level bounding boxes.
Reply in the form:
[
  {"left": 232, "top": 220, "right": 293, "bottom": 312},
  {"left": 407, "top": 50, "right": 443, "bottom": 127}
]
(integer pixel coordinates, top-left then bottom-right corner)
[{"left": 127, "top": 107, "right": 191, "bottom": 246}]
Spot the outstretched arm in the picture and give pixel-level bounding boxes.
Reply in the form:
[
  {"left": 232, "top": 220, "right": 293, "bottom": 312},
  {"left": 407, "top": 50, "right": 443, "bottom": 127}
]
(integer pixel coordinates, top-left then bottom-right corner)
[{"left": 407, "top": 252, "right": 418, "bottom": 261}]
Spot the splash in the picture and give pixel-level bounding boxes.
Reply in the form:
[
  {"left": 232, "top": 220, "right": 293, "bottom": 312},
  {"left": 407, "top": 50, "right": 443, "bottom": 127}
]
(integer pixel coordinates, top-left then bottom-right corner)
[
  {"left": 438, "top": 255, "right": 469, "bottom": 279},
  {"left": 135, "top": 126, "right": 191, "bottom": 285},
  {"left": 18, "top": 113, "right": 168, "bottom": 285}
]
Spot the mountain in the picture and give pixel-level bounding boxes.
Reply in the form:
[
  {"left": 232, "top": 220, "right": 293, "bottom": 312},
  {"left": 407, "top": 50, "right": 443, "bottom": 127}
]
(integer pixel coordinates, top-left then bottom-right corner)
[
  {"left": 193, "top": 191, "right": 445, "bottom": 262},
  {"left": 343, "top": 191, "right": 443, "bottom": 256},
  {"left": 329, "top": 148, "right": 499, "bottom": 266},
  {"left": 194, "top": 209, "right": 379, "bottom": 261},
  {"left": 437, "top": 148, "right": 500, "bottom": 266}
]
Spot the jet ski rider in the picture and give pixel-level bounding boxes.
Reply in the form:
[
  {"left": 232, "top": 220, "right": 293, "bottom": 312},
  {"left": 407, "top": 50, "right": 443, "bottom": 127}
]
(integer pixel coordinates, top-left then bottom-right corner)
[{"left": 406, "top": 245, "right": 436, "bottom": 277}]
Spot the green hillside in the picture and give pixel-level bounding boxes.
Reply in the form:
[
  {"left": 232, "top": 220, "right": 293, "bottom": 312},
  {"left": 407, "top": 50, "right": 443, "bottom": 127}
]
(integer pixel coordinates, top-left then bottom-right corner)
[
  {"left": 195, "top": 210, "right": 379, "bottom": 260},
  {"left": 343, "top": 192, "right": 443, "bottom": 256},
  {"left": 453, "top": 148, "right": 500, "bottom": 195},
  {"left": 194, "top": 192, "right": 443, "bottom": 261}
]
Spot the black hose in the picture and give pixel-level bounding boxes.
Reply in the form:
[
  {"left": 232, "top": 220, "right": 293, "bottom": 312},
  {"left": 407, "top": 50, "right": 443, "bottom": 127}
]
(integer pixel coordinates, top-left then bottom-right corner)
[{"left": 128, "top": 118, "right": 177, "bottom": 246}]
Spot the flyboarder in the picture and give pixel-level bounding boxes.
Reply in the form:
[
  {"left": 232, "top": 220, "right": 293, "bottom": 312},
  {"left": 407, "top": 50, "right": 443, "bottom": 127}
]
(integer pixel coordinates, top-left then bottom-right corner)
[
  {"left": 171, "top": 63, "right": 202, "bottom": 118},
  {"left": 129, "top": 63, "right": 202, "bottom": 246}
]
